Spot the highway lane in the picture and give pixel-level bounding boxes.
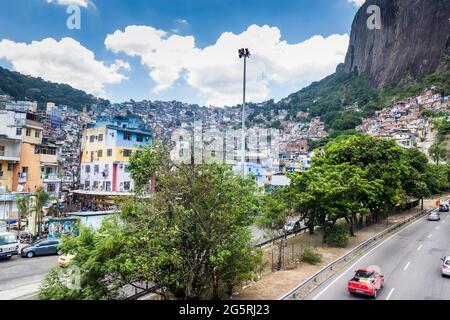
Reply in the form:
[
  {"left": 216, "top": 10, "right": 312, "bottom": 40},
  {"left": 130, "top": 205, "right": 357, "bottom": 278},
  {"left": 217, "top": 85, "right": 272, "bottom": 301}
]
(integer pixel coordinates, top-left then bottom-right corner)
[{"left": 304, "top": 209, "right": 450, "bottom": 300}]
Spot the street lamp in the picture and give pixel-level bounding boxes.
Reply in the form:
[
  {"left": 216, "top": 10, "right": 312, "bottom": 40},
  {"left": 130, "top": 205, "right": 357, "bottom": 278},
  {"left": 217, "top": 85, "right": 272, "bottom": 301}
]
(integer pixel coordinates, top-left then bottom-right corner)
[{"left": 239, "top": 48, "right": 250, "bottom": 177}]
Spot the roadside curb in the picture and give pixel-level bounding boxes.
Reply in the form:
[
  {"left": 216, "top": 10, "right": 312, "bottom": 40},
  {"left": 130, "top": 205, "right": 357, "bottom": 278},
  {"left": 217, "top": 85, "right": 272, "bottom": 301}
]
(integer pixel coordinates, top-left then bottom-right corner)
[{"left": 279, "top": 208, "right": 433, "bottom": 300}]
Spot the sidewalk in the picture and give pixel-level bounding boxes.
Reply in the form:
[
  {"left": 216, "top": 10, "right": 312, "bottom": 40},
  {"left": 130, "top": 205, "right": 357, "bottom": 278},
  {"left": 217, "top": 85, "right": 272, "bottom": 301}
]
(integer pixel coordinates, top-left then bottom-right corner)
[{"left": 232, "top": 194, "right": 448, "bottom": 300}]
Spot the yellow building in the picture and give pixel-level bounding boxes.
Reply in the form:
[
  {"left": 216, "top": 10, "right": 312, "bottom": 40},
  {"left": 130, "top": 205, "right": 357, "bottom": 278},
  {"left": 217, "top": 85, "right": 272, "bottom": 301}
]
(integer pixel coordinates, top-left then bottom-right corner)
[
  {"left": 0, "top": 136, "right": 21, "bottom": 192},
  {"left": 80, "top": 116, "right": 152, "bottom": 192},
  {"left": 13, "top": 113, "right": 44, "bottom": 193}
]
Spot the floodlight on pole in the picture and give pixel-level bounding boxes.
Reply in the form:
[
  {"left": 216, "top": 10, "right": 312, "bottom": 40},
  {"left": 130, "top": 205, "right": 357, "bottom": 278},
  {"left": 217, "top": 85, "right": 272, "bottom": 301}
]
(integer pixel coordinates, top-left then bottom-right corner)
[{"left": 239, "top": 48, "right": 250, "bottom": 177}]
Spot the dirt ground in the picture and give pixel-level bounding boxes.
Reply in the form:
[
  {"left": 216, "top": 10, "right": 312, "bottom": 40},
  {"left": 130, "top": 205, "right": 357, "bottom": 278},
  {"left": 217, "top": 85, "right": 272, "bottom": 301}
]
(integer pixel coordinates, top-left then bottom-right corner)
[{"left": 232, "top": 194, "right": 449, "bottom": 300}]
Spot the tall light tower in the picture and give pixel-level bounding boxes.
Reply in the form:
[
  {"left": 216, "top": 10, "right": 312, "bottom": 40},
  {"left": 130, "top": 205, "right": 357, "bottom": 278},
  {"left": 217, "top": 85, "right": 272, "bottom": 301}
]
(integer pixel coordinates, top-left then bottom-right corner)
[{"left": 239, "top": 48, "right": 250, "bottom": 177}]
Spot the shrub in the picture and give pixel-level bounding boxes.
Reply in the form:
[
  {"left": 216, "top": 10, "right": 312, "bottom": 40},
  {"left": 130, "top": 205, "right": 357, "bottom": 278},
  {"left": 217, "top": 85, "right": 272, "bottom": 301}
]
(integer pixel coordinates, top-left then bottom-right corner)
[
  {"left": 300, "top": 247, "right": 322, "bottom": 265},
  {"left": 323, "top": 223, "right": 349, "bottom": 247}
]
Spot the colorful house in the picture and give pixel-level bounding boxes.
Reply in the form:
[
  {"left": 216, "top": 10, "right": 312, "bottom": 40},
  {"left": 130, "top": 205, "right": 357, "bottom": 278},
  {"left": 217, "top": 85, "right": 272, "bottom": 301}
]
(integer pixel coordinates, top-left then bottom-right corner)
[{"left": 80, "top": 116, "right": 152, "bottom": 193}]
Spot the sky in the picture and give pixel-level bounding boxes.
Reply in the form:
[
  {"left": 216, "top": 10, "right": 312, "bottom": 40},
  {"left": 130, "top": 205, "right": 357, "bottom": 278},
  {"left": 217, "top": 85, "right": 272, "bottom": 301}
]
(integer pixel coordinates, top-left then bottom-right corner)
[{"left": 0, "top": 0, "right": 365, "bottom": 107}]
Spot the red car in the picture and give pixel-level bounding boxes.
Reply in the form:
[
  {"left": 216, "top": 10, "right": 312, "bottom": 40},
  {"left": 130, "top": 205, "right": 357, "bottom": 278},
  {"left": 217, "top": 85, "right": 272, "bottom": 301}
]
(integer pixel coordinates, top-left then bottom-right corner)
[{"left": 348, "top": 268, "right": 384, "bottom": 298}]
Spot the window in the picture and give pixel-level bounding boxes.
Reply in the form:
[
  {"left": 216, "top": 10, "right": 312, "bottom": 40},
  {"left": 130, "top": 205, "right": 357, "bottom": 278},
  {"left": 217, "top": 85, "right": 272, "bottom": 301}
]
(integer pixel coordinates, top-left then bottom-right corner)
[
  {"left": 94, "top": 165, "right": 99, "bottom": 174},
  {"left": 0, "top": 145, "right": 4, "bottom": 156},
  {"left": 105, "top": 181, "right": 111, "bottom": 192},
  {"left": 137, "top": 135, "right": 144, "bottom": 142},
  {"left": 35, "top": 131, "right": 40, "bottom": 138},
  {"left": 85, "top": 181, "right": 90, "bottom": 189},
  {"left": 89, "top": 136, "right": 95, "bottom": 143},
  {"left": 98, "top": 134, "right": 104, "bottom": 142},
  {"left": 107, "top": 149, "right": 113, "bottom": 157},
  {"left": 16, "top": 128, "right": 22, "bottom": 136},
  {"left": 26, "top": 129, "right": 32, "bottom": 137},
  {"left": 22, "top": 167, "right": 29, "bottom": 174},
  {"left": 7, "top": 163, "right": 14, "bottom": 171},
  {"left": 124, "top": 132, "right": 132, "bottom": 141},
  {"left": 123, "top": 181, "right": 131, "bottom": 191},
  {"left": 85, "top": 165, "right": 91, "bottom": 173},
  {"left": 123, "top": 149, "right": 132, "bottom": 157},
  {"left": 97, "top": 150, "right": 103, "bottom": 158},
  {"left": 47, "top": 184, "right": 56, "bottom": 192}
]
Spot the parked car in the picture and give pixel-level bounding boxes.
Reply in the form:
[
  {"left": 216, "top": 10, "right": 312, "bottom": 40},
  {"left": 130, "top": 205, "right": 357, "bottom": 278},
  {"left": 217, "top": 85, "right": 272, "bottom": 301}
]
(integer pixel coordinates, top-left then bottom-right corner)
[
  {"left": 441, "top": 256, "right": 450, "bottom": 277},
  {"left": 439, "top": 204, "right": 449, "bottom": 212},
  {"left": 21, "top": 239, "right": 62, "bottom": 258},
  {"left": 58, "top": 253, "right": 75, "bottom": 267},
  {"left": 348, "top": 268, "right": 384, "bottom": 298},
  {"left": 0, "top": 232, "right": 19, "bottom": 260},
  {"left": 428, "top": 211, "right": 441, "bottom": 221},
  {"left": 283, "top": 220, "right": 301, "bottom": 234}
]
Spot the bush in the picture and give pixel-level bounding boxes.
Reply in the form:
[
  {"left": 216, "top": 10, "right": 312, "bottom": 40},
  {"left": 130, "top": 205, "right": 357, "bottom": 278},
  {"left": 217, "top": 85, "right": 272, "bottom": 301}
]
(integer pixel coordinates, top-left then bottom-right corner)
[
  {"left": 323, "top": 223, "right": 349, "bottom": 247},
  {"left": 300, "top": 247, "right": 322, "bottom": 265}
]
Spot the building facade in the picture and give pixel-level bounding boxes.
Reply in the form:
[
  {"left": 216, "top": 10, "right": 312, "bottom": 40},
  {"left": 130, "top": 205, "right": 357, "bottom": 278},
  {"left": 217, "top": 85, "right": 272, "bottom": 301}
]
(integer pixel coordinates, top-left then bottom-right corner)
[{"left": 80, "top": 116, "right": 152, "bottom": 193}]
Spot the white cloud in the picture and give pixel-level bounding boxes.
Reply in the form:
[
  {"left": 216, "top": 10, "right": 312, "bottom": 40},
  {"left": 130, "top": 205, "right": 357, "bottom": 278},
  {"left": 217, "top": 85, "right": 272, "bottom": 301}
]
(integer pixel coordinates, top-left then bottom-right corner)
[
  {"left": 175, "top": 19, "right": 189, "bottom": 25},
  {"left": 348, "top": 0, "right": 366, "bottom": 7},
  {"left": 0, "top": 37, "right": 129, "bottom": 96},
  {"left": 106, "top": 24, "right": 349, "bottom": 106},
  {"left": 46, "top": 0, "right": 93, "bottom": 7}
]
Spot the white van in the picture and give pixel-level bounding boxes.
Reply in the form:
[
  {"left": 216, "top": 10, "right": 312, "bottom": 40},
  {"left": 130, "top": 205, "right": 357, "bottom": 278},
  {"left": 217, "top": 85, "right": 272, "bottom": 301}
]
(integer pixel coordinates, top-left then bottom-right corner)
[{"left": 0, "top": 232, "right": 19, "bottom": 260}]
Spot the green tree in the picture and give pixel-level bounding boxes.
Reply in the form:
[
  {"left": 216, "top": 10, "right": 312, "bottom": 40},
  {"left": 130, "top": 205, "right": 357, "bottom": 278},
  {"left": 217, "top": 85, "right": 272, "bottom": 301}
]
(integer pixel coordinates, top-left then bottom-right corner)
[
  {"left": 290, "top": 163, "right": 381, "bottom": 237},
  {"left": 313, "top": 134, "right": 406, "bottom": 221},
  {"left": 429, "top": 142, "right": 446, "bottom": 165},
  {"left": 257, "top": 188, "right": 292, "bottom": 271},
  {"left": 40, "top": 144, "right": 262, "bottom": 300},
  {"left": 29, "top": 187, "right": 50, "bottom": 237},
  {"left": 15, "top": 194, "right": 31, "bottom": 235}
]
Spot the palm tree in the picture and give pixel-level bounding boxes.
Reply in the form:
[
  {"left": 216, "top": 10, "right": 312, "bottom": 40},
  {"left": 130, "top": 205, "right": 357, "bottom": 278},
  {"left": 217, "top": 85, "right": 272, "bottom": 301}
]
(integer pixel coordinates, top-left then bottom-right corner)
[
  {"left": 15, "top": 194, "right": 31, "bottom": 236},
  {"left": 29, "top": 187, "right": 50, "bottom": 237}
]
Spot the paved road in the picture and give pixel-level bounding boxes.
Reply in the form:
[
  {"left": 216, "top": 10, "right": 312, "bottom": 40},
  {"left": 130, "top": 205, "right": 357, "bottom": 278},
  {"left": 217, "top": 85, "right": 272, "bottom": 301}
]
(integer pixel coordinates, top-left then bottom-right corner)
[
  {"left": 305, "top": 209, "right": 450, "bottom": 300},
  {"left": 0, "top": 254, "right": 58, "bottom": 300}
]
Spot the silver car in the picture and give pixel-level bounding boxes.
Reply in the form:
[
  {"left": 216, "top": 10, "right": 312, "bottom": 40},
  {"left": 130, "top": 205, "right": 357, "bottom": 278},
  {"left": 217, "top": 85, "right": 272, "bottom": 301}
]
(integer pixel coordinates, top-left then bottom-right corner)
[
  {"left": 441, "top": 256, "right": 450, "bottom": 277},
  {"left": 428, "top": 212, "right": 441, "bottom": 221}
]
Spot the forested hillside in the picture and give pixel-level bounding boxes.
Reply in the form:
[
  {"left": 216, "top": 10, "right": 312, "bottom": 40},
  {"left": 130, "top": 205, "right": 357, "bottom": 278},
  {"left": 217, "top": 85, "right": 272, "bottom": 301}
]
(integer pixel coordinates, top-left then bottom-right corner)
[{"left": 0, "top": 67, "right": 109, "bottom": 111}]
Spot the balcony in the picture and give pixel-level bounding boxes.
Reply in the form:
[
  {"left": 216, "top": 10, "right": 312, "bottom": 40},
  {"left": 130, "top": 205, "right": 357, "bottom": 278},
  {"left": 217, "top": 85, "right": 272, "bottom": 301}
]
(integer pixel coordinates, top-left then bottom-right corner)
[
  {"left": 40, "top": 153, "right": 58, "bottom": 165},
  {"left": 0, "top": 138, "right": 21, "bottom": 162},
  {"left": 0, "top": 150, "right": 20, "bottom": 162},
  {"left": 41, "top": 173, "right": 62, "bottom": 182},
  {"left": 18, "top": 172, "right": 27, "bottom": 183}
]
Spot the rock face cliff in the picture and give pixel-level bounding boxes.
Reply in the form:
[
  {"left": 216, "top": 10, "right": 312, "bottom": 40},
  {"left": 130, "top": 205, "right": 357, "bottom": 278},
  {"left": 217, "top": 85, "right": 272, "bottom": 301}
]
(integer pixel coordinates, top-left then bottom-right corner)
[{"left": 344, "top": 0, "right": 450, "bottom": 88}]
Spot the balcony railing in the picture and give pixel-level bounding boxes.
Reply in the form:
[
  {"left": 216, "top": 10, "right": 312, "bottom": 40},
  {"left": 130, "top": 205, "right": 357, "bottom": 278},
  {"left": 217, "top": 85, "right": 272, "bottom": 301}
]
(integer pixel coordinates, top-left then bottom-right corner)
[{"left": 41, "top": 173, "right": 62, "bottom": 181}]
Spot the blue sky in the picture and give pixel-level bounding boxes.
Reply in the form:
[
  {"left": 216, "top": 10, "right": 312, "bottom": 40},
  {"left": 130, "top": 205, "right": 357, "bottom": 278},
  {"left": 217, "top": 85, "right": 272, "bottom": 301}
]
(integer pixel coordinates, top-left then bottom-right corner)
[{"left": 0, "top": 0, "right": 363, "bottom": 106}]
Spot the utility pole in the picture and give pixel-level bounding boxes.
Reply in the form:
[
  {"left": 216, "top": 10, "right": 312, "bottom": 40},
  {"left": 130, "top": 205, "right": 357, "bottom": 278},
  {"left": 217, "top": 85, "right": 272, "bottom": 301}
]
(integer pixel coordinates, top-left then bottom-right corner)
[{"left": 239, "top": 48, "right": 250, "bottom": 177}]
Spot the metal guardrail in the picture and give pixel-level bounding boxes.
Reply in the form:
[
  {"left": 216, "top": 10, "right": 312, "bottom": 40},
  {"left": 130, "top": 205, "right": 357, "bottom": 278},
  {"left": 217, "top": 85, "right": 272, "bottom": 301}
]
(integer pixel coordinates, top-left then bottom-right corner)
[
  {"left": 126, "top": 284, "right": 163, "bottom": 300},
  {"left": 279, "top": 208, "right": 432, "bottom": 300},
  {"left": 256, "top": 227, "right": 309, "bottom": 248}
]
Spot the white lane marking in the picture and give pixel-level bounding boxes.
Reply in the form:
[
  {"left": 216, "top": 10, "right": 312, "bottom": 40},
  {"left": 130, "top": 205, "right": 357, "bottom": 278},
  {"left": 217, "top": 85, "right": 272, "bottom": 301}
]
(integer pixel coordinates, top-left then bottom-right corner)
[
  {"left": 436, "top": 226, "right": 440, "bottom": 230},
  {"left": 386, "top": 288, "right": 395, "bottom": 300},
  {"left": 312, "top": 215, "right": 425, "bottom": 300},
  {"left": 404, "top": 261, "right": 411, "bottom": 271},
  {"left": 417, "top": 244, "right": 423, "bottom": 251},
  {"left": 428, "top": 234, "right": 433, "bottom": 239}
]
